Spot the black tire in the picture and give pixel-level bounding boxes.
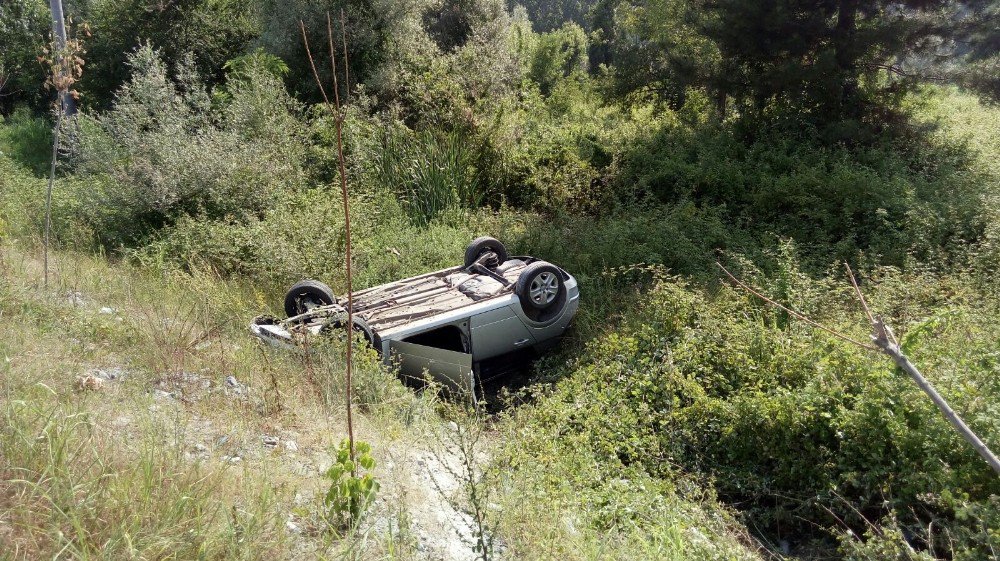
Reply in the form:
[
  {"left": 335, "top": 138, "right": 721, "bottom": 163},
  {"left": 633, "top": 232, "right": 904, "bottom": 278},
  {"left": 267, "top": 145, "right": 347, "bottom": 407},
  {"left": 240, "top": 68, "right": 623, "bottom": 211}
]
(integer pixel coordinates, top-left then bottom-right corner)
[
  {"left": 515, "top": 262, "right": 567, "bottom": 322},
  {"left": 464, "top": 236, "right": 508, "bottom": 268},
  {"left": 284, "top": 279, "right": 336, "bottom": 317}
]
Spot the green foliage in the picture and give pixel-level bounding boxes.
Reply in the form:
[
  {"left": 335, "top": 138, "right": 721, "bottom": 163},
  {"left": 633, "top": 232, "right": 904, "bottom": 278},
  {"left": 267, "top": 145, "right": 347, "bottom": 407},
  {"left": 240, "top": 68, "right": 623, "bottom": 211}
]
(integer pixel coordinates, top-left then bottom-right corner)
[
  {"left": 323, "top": 439, "right": 380, "bottom": 530},
  {"left": 508, "top": 255, "right": 1000, "bottom": 555},
  {"left": 0, "top": 106, "right": 51, "bottom": 175},
  {"left": 614, "top": 105, "right": 992, "bottom": 266},
  {"left": 528, "top": 23, "right": 588, "bottom": 95},
  {"left": 223, "top": 48, "right": 290, "bottom": 83},
  {"left": 80, "top": 0, "right": 260, "bottom": 108},
  {"left": 68, "top": 46, "right": 306, "bottom": 246},
  {"left": 513, "top": 0, "right": 596, "bottom": 32},
  {"left": 605, "top": 0, "right": 998, "bottom": 126},
  {"left": 1, "top": 0, "right": 999, "bottom": 555},
  {"left": 0, "top": 0, "right": 49, "bottom": 114},
  {"left": 371, "top": 127, "right": 481, "bottom": 225},
  {"left": 259, "top": 0, "right": 406, "bottom": 104}
]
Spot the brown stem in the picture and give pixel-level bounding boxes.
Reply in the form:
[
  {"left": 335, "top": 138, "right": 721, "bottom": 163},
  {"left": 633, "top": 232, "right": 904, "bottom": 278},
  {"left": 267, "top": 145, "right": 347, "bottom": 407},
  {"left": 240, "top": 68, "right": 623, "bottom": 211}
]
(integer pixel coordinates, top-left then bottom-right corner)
[
  {"left": 302, "top": 16, "right": 356, "bottom": 475},
  {"left": 44, "top": 102, "right": 63, "bottom": 289},
  {"left": 341, "top": 9, "right": 350, "bottom": 98},
  {"left": 716, "top": 262, "right": 879, "bottom": 351},
  {"left": 299, "top": 20, "right": 331, "bottom": 106}
]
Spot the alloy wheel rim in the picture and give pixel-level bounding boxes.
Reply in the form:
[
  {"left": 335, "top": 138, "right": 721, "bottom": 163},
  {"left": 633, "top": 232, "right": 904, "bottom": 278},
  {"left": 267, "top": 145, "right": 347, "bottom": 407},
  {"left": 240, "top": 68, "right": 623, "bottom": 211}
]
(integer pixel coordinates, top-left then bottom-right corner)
[{"left": 529, "top": 271, "right": 559, "bottom": 305}]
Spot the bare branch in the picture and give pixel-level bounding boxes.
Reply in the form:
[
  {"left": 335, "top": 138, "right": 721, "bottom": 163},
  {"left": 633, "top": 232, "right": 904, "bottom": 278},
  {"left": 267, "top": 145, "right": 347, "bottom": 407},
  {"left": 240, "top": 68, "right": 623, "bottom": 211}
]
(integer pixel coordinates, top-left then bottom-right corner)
[
  {"left": 302, "top": 15, "right": 356, "bottom": 477},
  {"left": 844, "top": 262, "right": 874, "bottom": 324},
  {"left": 716, "top": 262, "right": 879, "bottom": 351},
  {"left": 299, "top": 20, "right": 331, "bottom": 106}
]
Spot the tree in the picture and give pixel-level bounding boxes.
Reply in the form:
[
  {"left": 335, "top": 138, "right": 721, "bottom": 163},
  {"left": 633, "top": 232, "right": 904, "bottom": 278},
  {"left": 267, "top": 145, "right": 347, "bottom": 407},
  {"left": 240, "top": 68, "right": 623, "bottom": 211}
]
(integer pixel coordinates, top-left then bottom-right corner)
[
  {"left": 0, "top": 0, "right": 50, "bottom": 114},
  {"left": 260, "top": 0, "right": 404, "bottom": 104},
  {"left": 606, "top": 0, "right": 999, "bottom": 123},
  {"left": 78, "top": 0, "right": 259, "bottom": 108},
  {"left": 528, "top": 22, "right": 588, "bottom": 95}
]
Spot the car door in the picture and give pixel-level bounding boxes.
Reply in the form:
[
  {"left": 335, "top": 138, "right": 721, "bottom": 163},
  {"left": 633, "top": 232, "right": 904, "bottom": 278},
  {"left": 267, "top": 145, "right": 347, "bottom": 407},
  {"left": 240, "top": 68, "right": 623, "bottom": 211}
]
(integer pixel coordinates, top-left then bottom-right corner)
[
  {"left": 388, "top": 322, "right": 474, "bottom": 393},
  {"left": 470, "top": 305, "right": 536, "bottom": 361}
]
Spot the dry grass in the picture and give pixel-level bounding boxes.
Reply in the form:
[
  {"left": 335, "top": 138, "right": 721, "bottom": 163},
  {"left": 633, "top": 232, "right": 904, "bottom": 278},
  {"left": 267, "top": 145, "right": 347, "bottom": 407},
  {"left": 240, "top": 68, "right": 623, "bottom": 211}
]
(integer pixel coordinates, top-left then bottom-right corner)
[{"left": 0, "top": 240, "right": 436, "bottom": 560}]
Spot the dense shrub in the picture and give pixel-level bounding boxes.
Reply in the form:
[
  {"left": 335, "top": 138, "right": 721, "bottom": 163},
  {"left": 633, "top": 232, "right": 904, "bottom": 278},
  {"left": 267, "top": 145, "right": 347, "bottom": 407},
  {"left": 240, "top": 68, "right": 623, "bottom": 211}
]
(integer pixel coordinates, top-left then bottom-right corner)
[
  {"left": 612, "top": 109, "right": 993, "bottom": 267},
  {"left": 67, "top": 46, "right": 307, "bottom": 246},
  {"left": 0, "top": 0, "right": 49, "bottom": 114},
  {"left": 507, "top": 255, "right": 1000, "bottom": 556}
]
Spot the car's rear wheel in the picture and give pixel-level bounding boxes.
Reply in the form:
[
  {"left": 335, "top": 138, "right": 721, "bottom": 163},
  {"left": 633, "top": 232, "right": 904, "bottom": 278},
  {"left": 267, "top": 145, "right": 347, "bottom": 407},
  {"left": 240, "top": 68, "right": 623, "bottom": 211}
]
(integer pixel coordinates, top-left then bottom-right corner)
[
  {"left": 516, "top": 262, "right": 567, "bottom": 323},
  {"left": 284, "top": 279, "right": 336, "bottom": 318},
  {"left": 464, "top": 236, "right": 508, "bottom": 268}
]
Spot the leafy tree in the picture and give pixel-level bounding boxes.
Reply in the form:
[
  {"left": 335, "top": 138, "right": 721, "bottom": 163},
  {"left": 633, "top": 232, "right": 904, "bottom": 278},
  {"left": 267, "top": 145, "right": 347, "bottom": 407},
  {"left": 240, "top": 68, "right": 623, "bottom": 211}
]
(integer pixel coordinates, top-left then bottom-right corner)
[
  {"left": 0, "top": 0, "right": 50, "bottom": 114},
  {"left": 528, "top": 22, "right": 588, "bottom": 95},
  {"left": 259, "top": 0, "right": 406, "bottom": 104},
  {"left": 511, "top": 0, "right": 597, "bottom": 32},
  {"left": 606, "top": 0, "right": 718, "bottom": 109},
  {"left": 78, "top": 0, "right": 259, "bottom": 108},
  {"left": 607, "top": 0, "right": 999, "bottom": 124},
  {"left": 953, "top": 0, "right": 1000, "bottom": 103}
]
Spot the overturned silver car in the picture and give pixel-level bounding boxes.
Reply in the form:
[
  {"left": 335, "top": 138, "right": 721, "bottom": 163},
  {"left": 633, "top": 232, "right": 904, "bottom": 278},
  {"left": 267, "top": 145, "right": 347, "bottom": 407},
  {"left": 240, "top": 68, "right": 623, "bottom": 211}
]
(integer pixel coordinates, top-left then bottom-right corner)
[{"left": 251, "top": 237, "right": 579, "bottom": 392}]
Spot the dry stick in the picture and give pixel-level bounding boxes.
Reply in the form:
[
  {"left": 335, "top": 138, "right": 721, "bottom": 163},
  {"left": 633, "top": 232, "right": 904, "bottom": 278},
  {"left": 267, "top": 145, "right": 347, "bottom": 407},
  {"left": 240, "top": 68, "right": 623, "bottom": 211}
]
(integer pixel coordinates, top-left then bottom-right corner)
[
  {"left": 302, "top": 16, "right": 356, "bottom": 473},
  {"left": 716, "top": 262, "right": 879, "bottom": 351},
  {"left": 340, "top": 9, "right": 350, "bottom": 98},
  {"left": 330, "top": 13, "right": 355, "bottom": 474},
  {"left": 299, "top": 21, "right": 331, "bottom": 106},
  {"left": 844, "top": 263, "right": 1000, "bottom": 476}
]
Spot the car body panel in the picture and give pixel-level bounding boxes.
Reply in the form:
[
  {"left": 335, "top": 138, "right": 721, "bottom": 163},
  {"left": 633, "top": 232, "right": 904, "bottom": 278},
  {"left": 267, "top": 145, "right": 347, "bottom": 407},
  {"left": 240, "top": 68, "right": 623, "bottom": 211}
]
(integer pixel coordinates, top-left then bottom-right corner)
[
  {"left": 470, "top": 305, "right": 536, "bottom": 360},
  {"left": 388, "top": 340, "right": 473, "bottom": 392}
]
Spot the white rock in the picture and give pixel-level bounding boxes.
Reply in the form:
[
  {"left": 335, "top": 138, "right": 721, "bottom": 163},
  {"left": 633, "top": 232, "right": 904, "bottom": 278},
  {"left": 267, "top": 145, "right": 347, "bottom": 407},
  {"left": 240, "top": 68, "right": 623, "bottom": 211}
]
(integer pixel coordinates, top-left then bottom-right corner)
[{"left": 99, "top": 307, "right": 115, "bottom": 315}]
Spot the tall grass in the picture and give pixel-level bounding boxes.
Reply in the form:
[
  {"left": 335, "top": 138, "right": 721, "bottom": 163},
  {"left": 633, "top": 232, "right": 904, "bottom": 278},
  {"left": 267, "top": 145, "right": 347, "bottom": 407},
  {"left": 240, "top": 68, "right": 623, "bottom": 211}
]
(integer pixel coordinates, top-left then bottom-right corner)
[{"left": 373, "top": 128, "right": 482, "bottom": 226}]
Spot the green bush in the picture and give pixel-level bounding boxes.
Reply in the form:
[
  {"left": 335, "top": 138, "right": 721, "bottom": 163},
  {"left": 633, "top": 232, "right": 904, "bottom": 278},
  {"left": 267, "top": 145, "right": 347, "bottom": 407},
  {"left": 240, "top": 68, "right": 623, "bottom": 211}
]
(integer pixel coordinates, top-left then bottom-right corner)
[
  {"left": 507, "top": 255, "right": 1000, "bottom": 554},
  {"left": 67, "top": 46, "right": 307, "bottom": 247},
  {"left": 79, "top": 0, "right": 259, "bottom": 108},
  {"left": 0, "top": 0, "right": 49, "bottom": 114},
  {"left": 0, "top": 107, "right": 51, "bottom": 175}
]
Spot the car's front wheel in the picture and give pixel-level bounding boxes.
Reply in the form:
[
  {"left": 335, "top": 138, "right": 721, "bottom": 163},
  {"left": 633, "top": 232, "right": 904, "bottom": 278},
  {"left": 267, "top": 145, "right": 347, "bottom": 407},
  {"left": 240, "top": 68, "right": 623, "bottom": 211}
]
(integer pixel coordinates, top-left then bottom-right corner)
[{"left": 515, "top": 262, "right": 567, "bottom": 323}]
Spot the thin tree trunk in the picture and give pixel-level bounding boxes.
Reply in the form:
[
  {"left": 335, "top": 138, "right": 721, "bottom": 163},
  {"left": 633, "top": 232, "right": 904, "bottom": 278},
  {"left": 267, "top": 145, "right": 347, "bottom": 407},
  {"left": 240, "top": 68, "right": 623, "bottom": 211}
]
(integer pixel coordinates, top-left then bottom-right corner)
[{"left": 872, "top": 320, "right": 1000, "bottom": 475}]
